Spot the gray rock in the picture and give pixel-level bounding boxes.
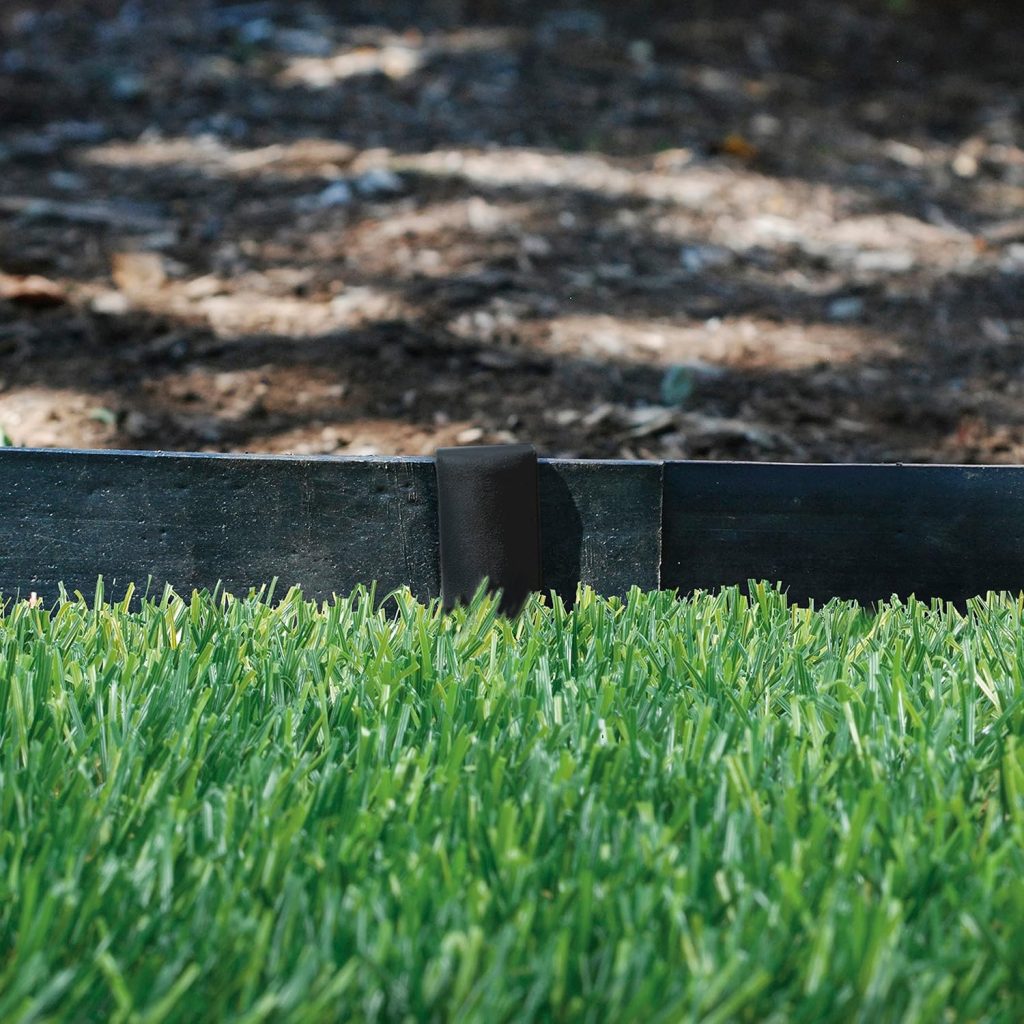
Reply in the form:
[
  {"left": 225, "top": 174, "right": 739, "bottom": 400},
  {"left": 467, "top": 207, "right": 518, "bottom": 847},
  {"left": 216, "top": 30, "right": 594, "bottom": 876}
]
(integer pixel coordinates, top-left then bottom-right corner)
[
  {"left": 826, "top": 296, "right": 865, "bottom": 321},
  {"left": 354, "top": 168, "right": 404, "bottom": 197},
  {"left": 308, "top": 181, "right": 353, "bottom": 209},
  {"left": 680, "top": 244, "right": 733, "bottom": 274},
  {"left": 110, "top": 71, "right": 147, "bottom": 101}
]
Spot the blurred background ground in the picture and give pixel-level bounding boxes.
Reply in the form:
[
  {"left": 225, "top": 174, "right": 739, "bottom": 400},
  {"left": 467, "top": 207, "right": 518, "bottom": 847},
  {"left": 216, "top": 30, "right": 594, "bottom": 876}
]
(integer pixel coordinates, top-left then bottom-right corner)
[{"left": 0, "top": 0, "right": 1022, "bottom": 462}]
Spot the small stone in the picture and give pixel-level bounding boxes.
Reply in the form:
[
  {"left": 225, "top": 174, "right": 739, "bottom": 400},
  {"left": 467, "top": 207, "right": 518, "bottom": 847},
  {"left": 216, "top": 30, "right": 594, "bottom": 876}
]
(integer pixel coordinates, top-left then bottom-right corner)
[
  {"left": 1000, "top": 244, "right": 1024, "bottom": 272},
  {"left": 91, "top": 290, "right": 129, "bottom": 315},
  {"left": 750, "top": 113, "right": 781, "bottom": 137},
  {"left": 981, "top": 318, "right": 1012, "bottom": 344},
  {"left": 123, "top": 411, "right": 155, "bottom": 439},
  {"left": 48, "top": 170, "right": 85, "bottom": 191},
  {"left": 521, "top": 235, "right": 551, "bottom": 257},
  {"left": 952, "top": 152, "right": 979, "bottom": 178},
  {"left": 628, "top": 39, "right": 654, "bottom": 66},
  {"left": 354, "top": 168, "right": 404, "bottom": 197},
  {"left": 653, "top": 148, "right": 695, "bottom": 172},
  {"left": 214, "top": 371, "right": 239, "bottom": 394},
  {"left": 297, "top": 181, "right": 354, "bottom": 211},
  {"left": 110, "top": 71, "right": 146, "bottom": 101},
  {"left": 680, "top": 245, "right": 732, "bottom": 273},
  {"left": 188, "top": 416, "right": 224, "bottom": 444},
  {"left": 112, "top": 251, "right": 167, "bottom": 295},
  {"left": 239, "top": 18, "right": 275, "bottom": 44},
  {"left": 826, "top": 296, "right": 865, "bottom": 321},
  {"left": 316, "top": 181, "right": 353, "bottom": 207},
  {"left": 456, "top": 426, "right": 485, "bottom": 444},
  {"left": 883, "top": 140, "right": 925, "bottom": 168}
]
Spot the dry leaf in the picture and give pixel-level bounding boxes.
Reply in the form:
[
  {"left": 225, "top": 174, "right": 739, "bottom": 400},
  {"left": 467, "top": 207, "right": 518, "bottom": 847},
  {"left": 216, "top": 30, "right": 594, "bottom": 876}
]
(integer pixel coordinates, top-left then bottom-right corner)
[
  {"left": 0, "top": 272, "right": 67, "bottom": 307},
  {"left": 718, "top": 133, "right": 759, "bottom": 162}
]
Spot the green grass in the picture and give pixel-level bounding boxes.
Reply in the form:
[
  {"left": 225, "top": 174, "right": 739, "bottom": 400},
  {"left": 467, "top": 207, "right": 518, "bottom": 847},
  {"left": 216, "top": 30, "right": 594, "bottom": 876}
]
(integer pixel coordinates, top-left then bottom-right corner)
[{"left": 2, "top": 580, "right": 1024, "bottom": 1023}]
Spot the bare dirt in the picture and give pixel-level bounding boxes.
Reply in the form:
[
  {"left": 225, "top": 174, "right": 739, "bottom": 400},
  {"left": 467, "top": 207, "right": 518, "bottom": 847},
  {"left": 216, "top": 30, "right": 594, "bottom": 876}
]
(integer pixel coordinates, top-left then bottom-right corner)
[{"left": 1, "top": 0, "right": 1023, "bottom": 462}]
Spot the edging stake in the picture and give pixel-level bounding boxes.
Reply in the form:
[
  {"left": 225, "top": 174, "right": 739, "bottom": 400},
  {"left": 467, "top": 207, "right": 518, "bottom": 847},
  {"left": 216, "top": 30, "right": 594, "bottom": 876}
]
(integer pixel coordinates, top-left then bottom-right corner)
[{"left": 435, "top": 443, "right": 542, "bottom": 616}]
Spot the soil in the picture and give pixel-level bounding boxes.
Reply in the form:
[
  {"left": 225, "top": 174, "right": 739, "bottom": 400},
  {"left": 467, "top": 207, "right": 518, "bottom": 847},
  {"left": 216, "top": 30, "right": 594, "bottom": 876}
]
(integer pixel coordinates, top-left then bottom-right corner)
[{"left": 1, "top": 0, "right": 1023, "bottom": 462}]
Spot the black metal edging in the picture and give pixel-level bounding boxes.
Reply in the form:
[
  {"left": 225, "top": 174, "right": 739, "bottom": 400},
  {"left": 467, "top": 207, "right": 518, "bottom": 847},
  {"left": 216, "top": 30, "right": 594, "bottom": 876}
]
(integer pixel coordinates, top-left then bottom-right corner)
[
  {"left": 3, "top": 446, "right": 1024, "bottom": 608},
  {"left": 660, "top": 461, "right": 1024, "bottom": 606},
  {"left": 0, "top": 447, "right": 660, "bottom": 606}
]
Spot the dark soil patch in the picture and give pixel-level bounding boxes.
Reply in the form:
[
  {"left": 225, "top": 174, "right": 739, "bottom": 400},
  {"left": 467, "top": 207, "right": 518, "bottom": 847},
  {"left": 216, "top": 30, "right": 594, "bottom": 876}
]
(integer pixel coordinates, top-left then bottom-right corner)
[{"left": 1, "top": 0, "right": 1023, "bottom": 461}]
